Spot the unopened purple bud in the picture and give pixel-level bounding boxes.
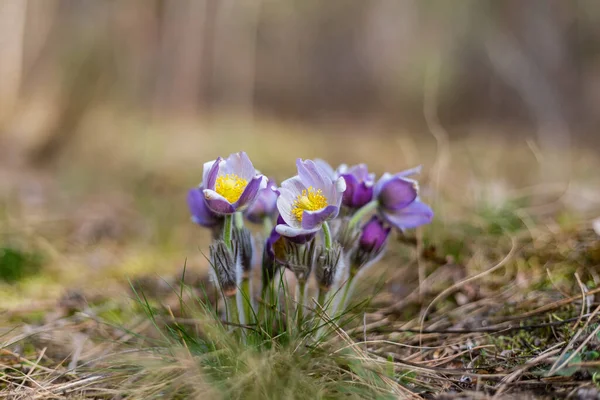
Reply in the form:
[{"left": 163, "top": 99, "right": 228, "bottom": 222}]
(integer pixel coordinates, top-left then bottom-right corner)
[
  {"left": 359, "top": 216, "right": 391, "bottom": 254},
  {"left": 352, "top": 216, "right": 391, "bottom": 271},
  {"left": 315, "top": 241, "right": 344, "bottom": 291},
  {"left": 209, "top": 240, "right": 239, "bottom": 297},
  {"left": 245, "top": 178, "right": 278, "bottom": 224}
]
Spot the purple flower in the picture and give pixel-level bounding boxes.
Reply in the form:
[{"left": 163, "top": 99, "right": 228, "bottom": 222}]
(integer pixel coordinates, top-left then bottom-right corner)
[
  {"left": 202, "top": 152, "right": 267, "bottom": 215},
  {"left": 244, "top": 178, "right": 278, "bottom": 223},
  {"left": 374, "top": 167, "right": 433, "bottom": 229},
  {"left": 275, "top": 159, "right": 346, "bottom": 238},
  {"left": 187, "top": 186, "right": 222, "bottom": 228},
  {"left": 358, "top": 216, "right": 391, "bottom": 254},
  {"left": 338, "top": 163, "right": 375, "bottom": 209}
]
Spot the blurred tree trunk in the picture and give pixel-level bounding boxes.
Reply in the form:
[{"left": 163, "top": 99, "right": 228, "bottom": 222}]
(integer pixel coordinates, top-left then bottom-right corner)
[
  {"left": 153, "top": 0, "right": 208, "bottom": 115},
  {"left": 0, "top": 0, "right": 27, "bottom": 123}
]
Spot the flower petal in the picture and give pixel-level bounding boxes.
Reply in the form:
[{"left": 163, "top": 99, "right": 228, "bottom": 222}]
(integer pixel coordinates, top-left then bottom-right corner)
[
  {"left": 233, "top": 175, "right": 266, "bottom": 211},
  {"left": 340, "top": 173, "right": 358, "bottom": 207},
  {"left": 245, "top": 177, "right": 278, "bottom": 223},
  {"left": 277, "top": 176, "right": 307, "bottom": 228},
  {"left": 202, "top": 159, "right": 217, "bottom": 186},
  {"left": 315, "top": 159, "right": 337, "bottom": 179},
  {"left": 381, "top": 200, "right": 433, "bottom": 229},
  {"left": 397, "top": 165, "right": 422, "bottom": 178},
  {"left": 203, "top": 189, "right": 236, "bottom": 214},
  {"left": 373, "top": 172, "right": 393, "bottom": 198},
  {"left": 301, "top": 204, "right": 338, "bottom": 230},
  {"left": 275, "top": 223, "right": 320, "bottom": 238},
  {"left": 297, "top": 158, "right": 329, "bottom": 191},
  {"left": 188, "top": 187, "right": 221, "bottom": 227},
  {"left": 377, "top": 176, "right": 418, "bottom": 211},
  {"left": 352, "top": 182, "right": 374, "bottom": 208},
  {"left": 224, "top": 151, "right": 256, "bottom": 181},
  {"left": 205, "top": 157, "right": 223, "bottom": 190}
]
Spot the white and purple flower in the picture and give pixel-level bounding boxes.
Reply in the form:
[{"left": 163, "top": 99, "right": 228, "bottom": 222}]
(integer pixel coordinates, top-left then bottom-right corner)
[
  {"left": 338, "top": 163, "right": 375, "bottom": 209},
  {"left": 275, "top": 159, "right": 346, "bottom": 238},
  {"left": 201, "top": 152, "right": 267, "bottom": 215},
  {"left": 374, "top": 167, "right": 433, "bottom": 230}
]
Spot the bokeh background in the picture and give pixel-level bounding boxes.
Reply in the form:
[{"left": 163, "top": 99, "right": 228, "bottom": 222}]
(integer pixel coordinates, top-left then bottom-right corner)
[{"left": 1, "top": 0, "right": 599, "bottom": 306}]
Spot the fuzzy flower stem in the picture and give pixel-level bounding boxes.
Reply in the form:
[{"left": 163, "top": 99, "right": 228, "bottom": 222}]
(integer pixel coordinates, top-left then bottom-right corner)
[
  {"left": 317, "top": 287, "right": 328, "bottom": 308},
  {"left": 240, "top": 277, "right": 254, "bottom": 325},
  {"left": 348, "top": 200, "right": 378, "bottom": 230},
  {"left": 226, "top": 295, "right": 240, "bottom": 328},
  {"left": 341, "top": 260, "right": 378, "bottom": 312},
  {"left": 322, "top": 221, "right": 332, "bottom": 250},
  {"left": 297, "top": 280, "right": 306, "bottom": 329},
  {"left": 236, "top": 279, "right": 249, "bottom": 330},
  {"left": 223, "top": 214, "right": 233, "bottom": 250},
  {"left": 262, "top": 217, "right": 273, "bottom": 237}
]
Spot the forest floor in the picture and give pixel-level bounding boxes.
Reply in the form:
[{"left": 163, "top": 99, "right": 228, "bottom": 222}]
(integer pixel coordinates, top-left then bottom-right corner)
[{"left": 1, "top": 111, "right": 600, "bottom": 399}]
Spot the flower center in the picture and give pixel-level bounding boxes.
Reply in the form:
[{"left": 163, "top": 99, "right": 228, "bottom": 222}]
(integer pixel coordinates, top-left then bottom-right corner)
[
  {"left": 215, "top": 174, "right": 248, "bottom": 203},
  {"left": 292, "top": 187, "right": 328, "bottom": 222}
]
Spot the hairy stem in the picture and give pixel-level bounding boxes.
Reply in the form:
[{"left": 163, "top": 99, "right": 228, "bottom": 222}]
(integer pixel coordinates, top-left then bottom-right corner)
[
  {"left": 223, "top": 214, "right": 233, "bottom": 250},
  {"left": 348, "top": 200, "right": 378, "bottom": 229},
  {"left": 322, "top": 221, "right": 332, "bottom": 250}
]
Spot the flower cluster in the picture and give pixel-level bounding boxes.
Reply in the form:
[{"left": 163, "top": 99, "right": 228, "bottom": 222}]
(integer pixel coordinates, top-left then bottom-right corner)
[{"left": 188, "top": 151, "right": 433, "bottom": 328}]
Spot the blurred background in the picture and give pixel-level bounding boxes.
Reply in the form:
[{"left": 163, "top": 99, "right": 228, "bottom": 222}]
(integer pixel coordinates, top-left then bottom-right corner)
[{"left": 1, "top": 0, "right": 599, "bottom": 306}]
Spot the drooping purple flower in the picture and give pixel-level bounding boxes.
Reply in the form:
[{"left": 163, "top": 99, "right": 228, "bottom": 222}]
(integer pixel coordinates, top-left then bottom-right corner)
[
  {"left": 275, "top": 159, "right": 346, "bottom": 238},
  {"left": 187, "top": 186, "right": 222, "bottom": 228},
  {"left": 202, "top": 152, "right": 267, "bottom": 215},
  {"left": 374, "top": 167, "right": 433, "bottom": 230},
  {"left": 244, "top": 177, "right": 279, "bottom": 224},
  {"left": 337, "top": 163, "right": 375, "bottom": 209}
]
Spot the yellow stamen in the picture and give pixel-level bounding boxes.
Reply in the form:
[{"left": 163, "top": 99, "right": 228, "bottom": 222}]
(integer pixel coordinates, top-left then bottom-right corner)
[
  {"left": 214, "top": 174, "right": 248, "bottom": 203},
  {"left": 291, "top": 187, "right": 328, "bottom": 222}
]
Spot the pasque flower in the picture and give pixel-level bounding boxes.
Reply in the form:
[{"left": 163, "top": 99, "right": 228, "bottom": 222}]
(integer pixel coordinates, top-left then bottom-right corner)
[
  {"left": 202, "top": 152, "right": 267, "bottom": 215},
  {"left": 374, "top": 167, "right": 433, "bottom": 230},
  {"left": 275, "top": 159, "right": 346, "bottom": 238},
  {"left": 338, "top": 163, "right": 375, "bottom": 209},
  {"left": 244, "top": 178, "right": 278, "bottom": 224}
]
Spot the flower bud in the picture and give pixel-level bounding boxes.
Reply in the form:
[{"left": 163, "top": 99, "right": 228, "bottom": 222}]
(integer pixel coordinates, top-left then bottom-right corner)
[
  {"left": 232, "top": 226, "right": 254, "bottom": 277},
  {"left": 314, "top": 241, "right": 344, "bottom": 291},
  {"left": 209, "top": 240, "right": 240, "bottom": 297},
  {"left": 278, "top": 237, "right": 316, "bottom": 284}
]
